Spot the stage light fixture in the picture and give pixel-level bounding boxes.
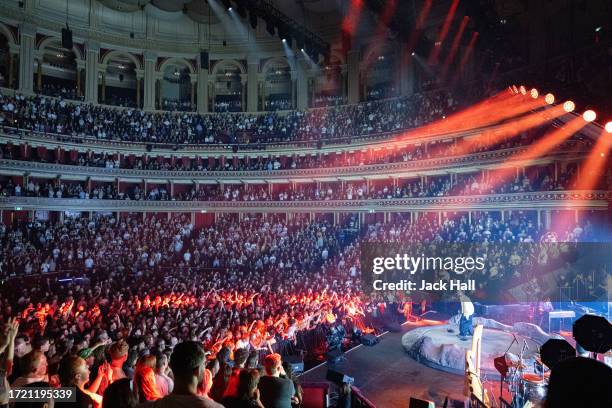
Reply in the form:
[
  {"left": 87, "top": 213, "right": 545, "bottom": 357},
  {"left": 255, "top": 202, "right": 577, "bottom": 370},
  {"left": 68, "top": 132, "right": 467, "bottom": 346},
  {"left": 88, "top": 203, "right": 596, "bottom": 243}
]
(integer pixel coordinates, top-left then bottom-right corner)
[
  {"left": 282, "top": 38, "right": 286, "bottom": 42},
  {"left": 530, "top": 88, "right": 538, "bottom": 99},
  {"left": 563, "top": 101, "right": 575, "bottom": 113},
  {"left": 605, "top": 121, "right": 612, "bottom": 133},
  {"left": 519, "top": 85, "right": 526, "bottom": 95},
  {"left": 411, "top": 52, "right": 415, "bottom": 56},
  {"left": 582, "top": 110, "right": 596, "bottom": 122},
  {"left": 301, "top": 48, "right": 305, "bottom": 52},
  {"left": 545, "top": 93, "right": 555, "bottom": 104}
]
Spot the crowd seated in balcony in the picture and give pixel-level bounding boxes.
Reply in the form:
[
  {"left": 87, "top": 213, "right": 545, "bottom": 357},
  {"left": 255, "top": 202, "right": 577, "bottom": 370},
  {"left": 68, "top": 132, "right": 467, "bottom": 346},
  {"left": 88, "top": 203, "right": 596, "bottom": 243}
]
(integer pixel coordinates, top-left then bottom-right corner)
[
  {"left": 104, "top": 94, "right": 137, "bottom": 109},
  {"left": 264, "top": 98, "right": 293, "bottom": 111},
  {"left": 159, "top": 98, "right": 194, "bottom": 112},
  {"left": 0, "top": 88, "right": 457, "bottom": 146},
  {"left": 1, "top": 165, "right": 592, "bottom": 203},
  {"left": 40, "top": 83, "right": 81, "bottom": 101},
  {"left": 313, "top": 94, "right": 346, "bottom": 107},
  {"left": 213, "top": 98, "right": 242, "bottom": 113}
]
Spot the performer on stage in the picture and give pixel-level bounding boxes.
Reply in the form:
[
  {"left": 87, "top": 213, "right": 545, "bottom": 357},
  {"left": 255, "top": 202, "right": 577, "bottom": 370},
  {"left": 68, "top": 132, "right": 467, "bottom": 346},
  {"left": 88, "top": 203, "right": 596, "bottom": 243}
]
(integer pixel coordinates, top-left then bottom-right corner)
[{"left": 459, "top": 292, "right": 475, "bottom": 340}]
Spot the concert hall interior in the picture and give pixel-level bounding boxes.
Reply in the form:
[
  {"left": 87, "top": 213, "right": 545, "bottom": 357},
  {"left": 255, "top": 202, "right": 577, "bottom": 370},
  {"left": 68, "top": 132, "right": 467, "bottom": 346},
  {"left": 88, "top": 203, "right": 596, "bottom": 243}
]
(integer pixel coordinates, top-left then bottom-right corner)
[{"left": 1, "top": 1, "right": 612, "bottom": 407}]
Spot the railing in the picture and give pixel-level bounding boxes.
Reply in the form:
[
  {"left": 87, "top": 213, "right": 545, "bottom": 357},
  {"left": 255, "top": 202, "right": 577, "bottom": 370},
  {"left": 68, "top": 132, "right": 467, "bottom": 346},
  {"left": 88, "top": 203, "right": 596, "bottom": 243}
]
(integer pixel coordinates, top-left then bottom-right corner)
[
  {"left": 0, "top": 145, "right": 590, "bottom": 182},
  {"left": 1, "top": 191, "right": 610, "bottom": 212}
]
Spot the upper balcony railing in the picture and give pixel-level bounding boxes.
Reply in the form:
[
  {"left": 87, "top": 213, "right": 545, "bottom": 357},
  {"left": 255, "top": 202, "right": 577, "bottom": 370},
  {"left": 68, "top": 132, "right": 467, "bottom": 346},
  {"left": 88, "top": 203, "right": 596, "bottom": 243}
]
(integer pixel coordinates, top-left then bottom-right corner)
[
  {"left": 2, "top": 191, "right": 610, "bottom": 213},
  {"left": 0, "top": 144, "right": 590, "bottom": 182}
]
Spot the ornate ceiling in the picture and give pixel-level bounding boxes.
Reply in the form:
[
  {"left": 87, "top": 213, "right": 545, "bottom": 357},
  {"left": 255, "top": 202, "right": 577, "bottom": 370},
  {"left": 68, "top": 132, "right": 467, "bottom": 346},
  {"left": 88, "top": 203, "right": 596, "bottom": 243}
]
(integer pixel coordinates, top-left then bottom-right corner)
[{"left": 97, "top": 0, "right": 341, "bottom": 26}]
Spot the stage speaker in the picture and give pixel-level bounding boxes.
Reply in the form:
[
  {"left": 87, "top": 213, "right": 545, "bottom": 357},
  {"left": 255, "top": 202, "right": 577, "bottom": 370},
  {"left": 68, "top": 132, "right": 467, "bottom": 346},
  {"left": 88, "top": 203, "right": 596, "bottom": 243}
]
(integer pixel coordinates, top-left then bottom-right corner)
[
  {"left": 409, "top": 397, "right": 435, "bottom": 408},
  {"left": 285, "top": 355, "right": 304, "bottom": 374},
  {"left": 61, "top": 27, "right": 73, "bottom": 50},
  {"left": 326, "top": 349, "right": 343, "bottom": 364},
  {"left": 325, "top": 369, "right": 354, "bottom": 385},
  {"left": 200, "top": 51, "right": 209, "bottom": 70},
  {"left": 360, "top": 334, "right": 378, "bottom": 346}
]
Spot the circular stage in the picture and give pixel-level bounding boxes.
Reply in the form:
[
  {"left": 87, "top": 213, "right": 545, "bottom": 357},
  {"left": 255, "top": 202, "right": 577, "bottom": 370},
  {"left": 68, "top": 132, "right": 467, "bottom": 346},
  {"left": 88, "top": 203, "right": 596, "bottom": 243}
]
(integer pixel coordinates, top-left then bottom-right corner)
[{"left": 402, "top": 321, "right": 548, "bottom": 377}]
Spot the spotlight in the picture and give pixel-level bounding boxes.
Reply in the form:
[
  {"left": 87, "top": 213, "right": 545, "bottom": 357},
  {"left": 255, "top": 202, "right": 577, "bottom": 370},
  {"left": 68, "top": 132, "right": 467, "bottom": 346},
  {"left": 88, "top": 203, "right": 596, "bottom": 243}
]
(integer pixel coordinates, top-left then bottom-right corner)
[
  {"left": 563, "top": 101, "right": 575, "bottom": 113},
  {"left": 300, "top": 48, "right": 304, "bottom": 52},
  {"left": 582, "top": 110, "right": 596, "bottom": 122},
  {"left": 519, "top": 85, "right": 526, "bottom": 95},
  {"left": 605, "top": 121, "right": 612, "bottom": 133},
  {"left": 545, "top": 93, "right": 555, "bottom": 104},
  {"left": 530, "top": 88, "right": 538, "bottom": 99},
  {"left": 228, "top": 7, "right": 232, "bottom": 11},
  {"left": 282, "top": 38, "right": 286, "bottom": 43},
  {"left": 411, "top": 52, "right": 415, "bottom": 56}
]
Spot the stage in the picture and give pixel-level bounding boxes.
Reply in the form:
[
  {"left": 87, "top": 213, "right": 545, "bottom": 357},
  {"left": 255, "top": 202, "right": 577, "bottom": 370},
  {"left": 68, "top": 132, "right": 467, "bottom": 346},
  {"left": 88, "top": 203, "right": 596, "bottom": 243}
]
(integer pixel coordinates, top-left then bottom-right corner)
[
  {"left": 299, "top": 320, "right": 472, "bottom": 407},
  {"left": 298, "top": 317, "right": 549, "bottom": 407}
]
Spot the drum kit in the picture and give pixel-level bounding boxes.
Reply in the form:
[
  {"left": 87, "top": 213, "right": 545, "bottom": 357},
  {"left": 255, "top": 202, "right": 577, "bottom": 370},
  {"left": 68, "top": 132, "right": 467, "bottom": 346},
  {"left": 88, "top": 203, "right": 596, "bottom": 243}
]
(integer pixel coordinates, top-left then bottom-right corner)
[{"left": 503, "top": 342, "right": 550, "bottom": 407}]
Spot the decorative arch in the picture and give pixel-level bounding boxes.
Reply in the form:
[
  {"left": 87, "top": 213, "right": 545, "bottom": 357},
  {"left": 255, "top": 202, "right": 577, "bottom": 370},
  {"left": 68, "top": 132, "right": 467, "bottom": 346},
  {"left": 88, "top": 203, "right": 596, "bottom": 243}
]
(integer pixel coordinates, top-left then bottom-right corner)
[
  {"left": 211, "top": 59, "right": 246, "bottom": 76},
  {"left": 159, "top": 57, "right": 195, "bottom": 74},
  {"left": 261, "top": 56, "right": 290, "bottom": 75},
  {"left": 37, "top": 36, "right": 83, "bottom": 60},
  {"left": 0, "top": 22, "right": 16, "bottom": 45},
  {"left": 101, "top": 50, "right": 142, "bottom": 70}
]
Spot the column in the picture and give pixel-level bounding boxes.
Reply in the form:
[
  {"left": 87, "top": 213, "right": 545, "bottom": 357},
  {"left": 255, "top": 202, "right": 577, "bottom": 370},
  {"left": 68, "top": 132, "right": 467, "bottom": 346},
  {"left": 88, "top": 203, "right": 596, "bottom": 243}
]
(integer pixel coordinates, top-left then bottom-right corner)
[
  {"left": 197, "top": 61, "right": 209, "bottom": 113},
  {"left": 190, "top": 73, "right": 197, "bottom": 111},
  {"left": 143, "top": 51, "right": 157, "bottom": 111},
  {"left": 296, "top": 56, "right": 309, "bottom": 110},
  {"left": 84, "top": 41, "right": 100, "bottom": 103},
  {"left": 240, "top": 74, "right": 247, "bottom": 111},
  {"left": 18, "top": 23, "right": 36, "bottom": 95},
  {"left": 246, "top": 56, "right": 258, "bottom": 112},
  {"left": 76, "top": 60, "right": 85, "bottom": 98},
  {"left": 209, "top": 79, "right": 216, "bottom": 111},
  {"left": 8, "top": 46, "right": 18, "bottom": 89},
  {"left": 258, "top": 80, "right": 264, "bottom": 111},
  {"left": 347, "top": 50, "right": 360, "bottom": 104},
  {"left": 135, "top": 69, "right": 143, "bottom": 108},
  {"left": 100, "top": 70, "right": 106, "bottom": 103},
  {"left": 36, "top": 57, "right": 42, "bottom": 92},
  {"left": 290, "top": 75, "right": 297, "bottom": 109},
  {"left": 341, "top": 66, "right": 347, "bottom": 102},
  {"left": 157, "top": 77, "right": 163, "bottom": 109}
]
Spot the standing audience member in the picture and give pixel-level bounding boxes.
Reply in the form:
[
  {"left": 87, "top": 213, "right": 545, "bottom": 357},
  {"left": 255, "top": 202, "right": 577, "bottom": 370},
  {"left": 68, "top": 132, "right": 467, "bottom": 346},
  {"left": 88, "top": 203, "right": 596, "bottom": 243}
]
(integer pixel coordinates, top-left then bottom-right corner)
[
  {"left": 102, "top": 378, "right": 139, "bottom": 408},
  {"left": 223, "top": 348, "right": 249, "bottom": 398},
  {"left": 0, "top": 318, "right": 19, "bottom": 406},
  {"left": 97, "top": 340, "right": 128, "bottom": 396},
  {"left": 257, "top": 353, "right": 295, "bottom": 408},
  {"left": 55, "top": 355, "right": 101, "bottom": 408},
  {"left": 11, "top": 351, "right": 49, "bottom": 388},
  {"left": 154, "top": 352, "right": 173, "bottom": 397},
  {"left": 139, "top": 341, "right": 223, "bottom": 408},
  {"left": 544, "top": 357, "right": 612, "bottom": 408},
  {"left": 222, "top": 369, "right": 264, "bottom": 408},
  {"left": 134, "top": 355, "right": 162, "bottom": 402}
]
